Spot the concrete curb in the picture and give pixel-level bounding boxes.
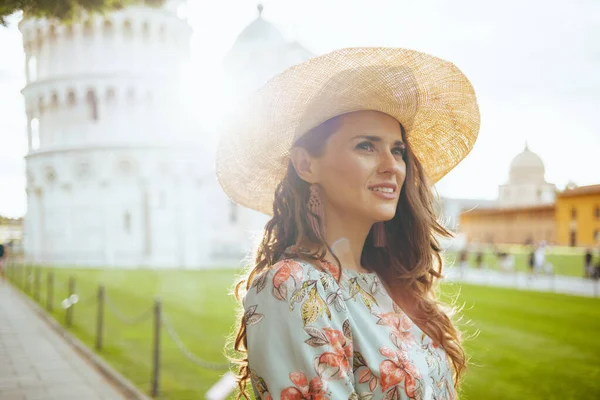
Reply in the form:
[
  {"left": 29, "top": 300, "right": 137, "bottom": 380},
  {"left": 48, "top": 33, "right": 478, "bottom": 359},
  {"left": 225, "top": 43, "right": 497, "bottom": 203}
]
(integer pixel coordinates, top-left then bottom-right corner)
[{"left": 8, "top": 282, "right": 152, "bottom": 400}]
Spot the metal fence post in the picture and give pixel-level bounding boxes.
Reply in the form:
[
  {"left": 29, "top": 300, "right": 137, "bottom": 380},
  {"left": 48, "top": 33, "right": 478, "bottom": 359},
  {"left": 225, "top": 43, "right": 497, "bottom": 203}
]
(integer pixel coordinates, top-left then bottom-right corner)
[
  {"left": 24, "top": 265, "right": 31, "bottom": 293},
  {"left": 34, "top": 267, "right": 41, "bottom": 301},
  {"left": 66, "top": 276, "right": 75, "bottom": 328},
  {"left": 96, "top": 285, "right": 105, "bottom": 350},
  {"left": 47, "top": 271, "right": 54, "bottom": 312},
  {"left": 150, "top": 297, "right": 162, "bottom": 398}
]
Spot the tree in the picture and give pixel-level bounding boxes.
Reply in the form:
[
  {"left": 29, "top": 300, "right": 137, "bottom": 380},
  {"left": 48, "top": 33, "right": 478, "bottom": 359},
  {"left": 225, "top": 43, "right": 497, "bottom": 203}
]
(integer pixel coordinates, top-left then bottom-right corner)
[{"left": 0, "top": 0, "right": 165, "bottom": 26}]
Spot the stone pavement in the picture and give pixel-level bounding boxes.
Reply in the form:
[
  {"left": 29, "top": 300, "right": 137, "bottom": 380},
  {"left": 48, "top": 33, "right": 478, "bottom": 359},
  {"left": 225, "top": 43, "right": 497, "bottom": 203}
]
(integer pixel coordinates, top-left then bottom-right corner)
[
  {"left": 445, "top": 266, "right": 600, "bottom": 298},
  {"left": 0, "top": 281, "right": 128, "bottom": 400}
]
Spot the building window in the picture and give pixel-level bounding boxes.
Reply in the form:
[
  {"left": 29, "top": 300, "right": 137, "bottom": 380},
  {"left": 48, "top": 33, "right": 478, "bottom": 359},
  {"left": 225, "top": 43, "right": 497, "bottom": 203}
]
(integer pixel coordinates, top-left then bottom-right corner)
[
  {"left": 38, "top": 96, "right": 44, "bottom": 116},
  {"left": 124, "top": 211, "right": 131, "bottom": 234},
  {"left": 230, "top": 202, "right": 238, "bottom": 224},
  {"left": 103, "top": 19, "right": 114, "bottom": 37},
  {"left": 67, "top": 90, "right": 76, "bottom": 107},
  {"left": 106, "top": 87, "right": 116, "bottom": 104},
  {"left": 86, "top": 89, "right": 98, "bottom": 121},
  {"left": 123, "top": 20, "right": 133, "bottom": 39},
  {"left": 83, "top": 19, "right": 93, "bottom": 37},
  {"left": 595, "top": 206, "right": 600, "bottom": 220},
  {"left": 594, "top": 229, "right": 599, "bottom": 242},
  {"left": 571, "top": 207, "right": 577, "bottom": 220},
  {"left": 142, "top": 21, "right": 150, "bottom": 41},
  {"left": 45, "top": 167, "right": 56, "bottom": 184},
  {"left": 50, "top": 92, "right": 59, "bottom": 109},
  {"left": 48, "top": 25, "right": 57, "bottom": 43},
  {"left": 75, "top": 162, "right": 92, "bottom": 180},
  {"left": 158, "top": 24, "right": 166, "bottom": 42},
  {"left": 126, "top": 88, "right": 135, "bottom": 104}
]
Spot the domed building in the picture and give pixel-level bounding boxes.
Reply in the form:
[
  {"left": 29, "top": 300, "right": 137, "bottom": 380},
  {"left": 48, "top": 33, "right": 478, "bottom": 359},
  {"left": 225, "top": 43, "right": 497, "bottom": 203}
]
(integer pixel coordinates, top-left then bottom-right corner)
[
  {"left": 222, "top": 4, "right": 313, "bottom": 98},
  {"left": 208, "top": 4, "right": 314, "bottom": 258},
  {"left": 459, "top": 144, "right": 600, "bottom": 247},
  {"left": 498, "top": 143, "right": 556, "bottom": 207}
]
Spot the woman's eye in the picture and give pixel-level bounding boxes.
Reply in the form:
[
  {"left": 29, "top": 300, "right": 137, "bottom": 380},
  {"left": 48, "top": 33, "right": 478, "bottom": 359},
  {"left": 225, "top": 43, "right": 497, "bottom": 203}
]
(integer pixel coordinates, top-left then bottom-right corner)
[
  {"left": 392, "top": 146, "right": 406, "bottom": 157},
  {"left": 356, "top": 141, "right": 374, "bottom": 151}
]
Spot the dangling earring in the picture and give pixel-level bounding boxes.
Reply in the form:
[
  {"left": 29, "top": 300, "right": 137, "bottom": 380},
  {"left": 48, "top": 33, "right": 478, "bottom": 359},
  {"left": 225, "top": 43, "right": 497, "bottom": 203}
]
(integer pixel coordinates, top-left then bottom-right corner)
[
  {"left": 307, "top": 184, "right": 326, "bottom": 240},
  {"left": 373, "top": 222, "right": 386, "bottom": 248}
]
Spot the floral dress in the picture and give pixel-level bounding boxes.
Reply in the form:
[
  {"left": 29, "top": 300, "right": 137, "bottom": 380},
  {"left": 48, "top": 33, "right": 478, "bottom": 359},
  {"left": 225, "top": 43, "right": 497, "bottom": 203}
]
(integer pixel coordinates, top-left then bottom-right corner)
[{"left": 243, "top": 258, "right": 456, "bottom": 400}]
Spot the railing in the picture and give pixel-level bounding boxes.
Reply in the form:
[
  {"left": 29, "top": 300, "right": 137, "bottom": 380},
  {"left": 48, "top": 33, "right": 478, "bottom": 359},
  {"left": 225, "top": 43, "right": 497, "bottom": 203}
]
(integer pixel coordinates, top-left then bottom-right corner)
[{"left": 4, "top": 261, "right": 233, "bottom": 398}]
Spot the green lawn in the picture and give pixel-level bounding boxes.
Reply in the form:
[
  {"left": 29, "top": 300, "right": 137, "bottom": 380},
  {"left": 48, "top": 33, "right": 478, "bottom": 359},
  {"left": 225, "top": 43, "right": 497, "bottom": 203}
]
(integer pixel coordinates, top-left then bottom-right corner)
[{"left": 7, "top": 265, "right": 600, "bottom": 400}]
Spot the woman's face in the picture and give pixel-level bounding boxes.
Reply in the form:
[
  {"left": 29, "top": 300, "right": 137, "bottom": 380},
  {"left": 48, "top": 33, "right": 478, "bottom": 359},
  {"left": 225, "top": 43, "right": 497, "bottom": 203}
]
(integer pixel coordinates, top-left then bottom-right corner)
[{"left": 308, "top": 110, "right": 407, "bottom": 223}]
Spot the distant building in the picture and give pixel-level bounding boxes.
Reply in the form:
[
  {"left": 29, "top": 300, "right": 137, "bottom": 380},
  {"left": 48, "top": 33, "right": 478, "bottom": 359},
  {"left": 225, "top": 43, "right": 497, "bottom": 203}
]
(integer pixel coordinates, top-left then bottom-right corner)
[
  {"left": 438, "top": 197, "right": 496, "bottom": 231},
  {"left": 459, "top": 145, "right": 599, "bottom": 247},
  {"left": 211, "top": 4, "right": 314, "bottom": 257},
  {"left": 555, "top": 184, "right": 600, "bottom": 246},
  {"left": 497, "top": 143, "right": 556, "bottom": 207},
  {"left": 18, "top": 2, "right": 313, "bottom": 268}
]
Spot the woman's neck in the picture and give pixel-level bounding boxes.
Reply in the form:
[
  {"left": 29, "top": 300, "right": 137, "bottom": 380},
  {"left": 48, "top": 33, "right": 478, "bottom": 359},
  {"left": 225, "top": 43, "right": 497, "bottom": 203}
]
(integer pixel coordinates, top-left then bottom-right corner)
[{"left": 322, "top": 206, "right": 373, "bottom": 273}]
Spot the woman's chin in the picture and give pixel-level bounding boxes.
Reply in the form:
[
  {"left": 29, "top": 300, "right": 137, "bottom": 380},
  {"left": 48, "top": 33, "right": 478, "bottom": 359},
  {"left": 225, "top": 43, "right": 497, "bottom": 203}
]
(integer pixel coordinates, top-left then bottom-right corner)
[{"left": 370, "top": 209, "right": 397, "bottom": 223}]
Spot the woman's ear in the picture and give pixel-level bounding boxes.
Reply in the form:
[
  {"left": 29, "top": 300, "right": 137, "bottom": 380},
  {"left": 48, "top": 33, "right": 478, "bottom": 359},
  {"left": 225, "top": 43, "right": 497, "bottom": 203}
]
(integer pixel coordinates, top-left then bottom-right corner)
[{"left": 290, "top": 147, "right": 318, "bottom": 183}]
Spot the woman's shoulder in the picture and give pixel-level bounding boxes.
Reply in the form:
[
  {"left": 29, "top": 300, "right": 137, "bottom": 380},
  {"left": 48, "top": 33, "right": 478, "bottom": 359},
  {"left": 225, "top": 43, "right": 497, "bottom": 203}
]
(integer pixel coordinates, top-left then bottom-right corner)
[{"left": 244, "top": 257, "right": 342, "bottom": 305}]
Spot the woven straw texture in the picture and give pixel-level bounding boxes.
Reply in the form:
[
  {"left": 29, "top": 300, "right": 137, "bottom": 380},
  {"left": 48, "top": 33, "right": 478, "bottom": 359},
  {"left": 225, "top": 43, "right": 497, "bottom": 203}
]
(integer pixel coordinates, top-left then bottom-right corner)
[{"left": 216, "top": 47, "right": 480, "bottom": 216}]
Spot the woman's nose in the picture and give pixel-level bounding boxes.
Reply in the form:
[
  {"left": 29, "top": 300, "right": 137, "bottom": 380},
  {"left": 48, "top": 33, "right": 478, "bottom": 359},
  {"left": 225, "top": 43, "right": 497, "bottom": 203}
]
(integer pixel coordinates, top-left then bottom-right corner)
[{"left": 377, "top": 150, "right": 403, "bottom": 175}]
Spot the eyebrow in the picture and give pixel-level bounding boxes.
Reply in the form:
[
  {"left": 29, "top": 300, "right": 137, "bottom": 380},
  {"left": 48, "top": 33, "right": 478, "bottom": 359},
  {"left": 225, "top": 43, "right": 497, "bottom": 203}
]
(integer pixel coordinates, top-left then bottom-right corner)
[{"left": 353, "top": 135, "right": 405, "bottom": 146}]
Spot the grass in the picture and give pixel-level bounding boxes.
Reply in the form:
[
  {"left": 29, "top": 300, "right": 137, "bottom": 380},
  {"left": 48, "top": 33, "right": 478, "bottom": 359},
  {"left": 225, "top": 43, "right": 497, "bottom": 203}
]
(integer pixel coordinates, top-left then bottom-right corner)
[
  {"left": 7, "top": 264, "right": 600, "bottom": 400},
  {"left": 441, "top": 284, "right": 600, "bottom": 400}
]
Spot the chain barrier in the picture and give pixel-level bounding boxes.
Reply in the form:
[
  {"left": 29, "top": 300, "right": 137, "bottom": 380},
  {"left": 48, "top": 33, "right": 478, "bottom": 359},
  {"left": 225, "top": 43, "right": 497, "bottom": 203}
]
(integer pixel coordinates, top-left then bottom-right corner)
[
  {"left": 161, "top": 312, "right": 232, "bottom": 371},
  {"left": 104, "top": 293, "right": 153, "bottom": 325}
]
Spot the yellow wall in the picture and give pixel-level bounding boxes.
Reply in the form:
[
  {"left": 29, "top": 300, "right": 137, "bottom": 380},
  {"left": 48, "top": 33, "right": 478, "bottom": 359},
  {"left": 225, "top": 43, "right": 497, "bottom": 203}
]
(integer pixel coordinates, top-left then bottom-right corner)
[{"left": 555, "top": 192, "right": 600, "bottom": 247}]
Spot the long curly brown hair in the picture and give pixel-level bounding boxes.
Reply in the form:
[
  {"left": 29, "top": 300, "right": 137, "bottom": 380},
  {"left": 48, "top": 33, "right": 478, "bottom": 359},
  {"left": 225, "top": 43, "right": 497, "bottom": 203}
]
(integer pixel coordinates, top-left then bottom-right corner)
[{"left": 229, "top": 114, "right": 467, "bottom": 399}]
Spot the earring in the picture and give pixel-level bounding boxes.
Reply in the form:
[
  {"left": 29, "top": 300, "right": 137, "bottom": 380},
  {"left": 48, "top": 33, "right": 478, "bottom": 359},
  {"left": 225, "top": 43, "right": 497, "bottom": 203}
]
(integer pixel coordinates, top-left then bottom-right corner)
[
  {"left": 373, "top": 222, "right": 386, "bottom": 248},
  {"left": 307, "top": 184, "right": 326, "bottom": 239}
]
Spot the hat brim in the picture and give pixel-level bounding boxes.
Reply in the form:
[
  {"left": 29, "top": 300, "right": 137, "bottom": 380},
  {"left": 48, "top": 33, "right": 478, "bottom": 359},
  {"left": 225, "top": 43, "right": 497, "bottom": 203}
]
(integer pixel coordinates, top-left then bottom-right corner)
[{"left": 216, "top": 47, "right": 480, "bottom": 216}]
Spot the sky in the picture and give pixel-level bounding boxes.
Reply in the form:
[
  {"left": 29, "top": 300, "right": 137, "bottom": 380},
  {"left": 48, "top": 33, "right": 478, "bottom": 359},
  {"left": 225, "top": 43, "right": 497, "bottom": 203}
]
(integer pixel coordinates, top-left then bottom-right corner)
[{"left": 0, "top": 0, "right": 599, "bottom": 218}]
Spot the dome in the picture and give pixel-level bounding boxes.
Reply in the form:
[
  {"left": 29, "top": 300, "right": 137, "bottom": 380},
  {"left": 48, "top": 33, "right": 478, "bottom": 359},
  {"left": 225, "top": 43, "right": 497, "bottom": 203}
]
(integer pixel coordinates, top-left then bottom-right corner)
[
  {"left": 222, "top": 3, "right": 313, "bottom": 97},
  {"left": 509, "top": 143, "right": 546, "bottom": 184},
  {"left": 232, "top": 4, "right": 285, "bottom": 45}
]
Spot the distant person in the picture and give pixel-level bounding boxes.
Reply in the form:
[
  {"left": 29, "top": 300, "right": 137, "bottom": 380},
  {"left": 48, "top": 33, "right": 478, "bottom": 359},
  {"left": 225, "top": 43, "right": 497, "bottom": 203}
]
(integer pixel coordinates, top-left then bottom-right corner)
[
  {"left": 584, "top": 249, "right": 593, "bottom": 278},
  {"left": 458, "top": 247, "right": 469, "bottom": 278},
  {"left": 498, "top": 251, "right": 514, "bottom": 272},
  {"left": 527, "top": 246, "right": 535, "bottom": 275},
  {"left": 534, "top": 241, "right": 547, "bottom": 274},
  {"left": 475, "top": 251, "right": 484, "bottom": 269},
  {"left": 0, "top": 242, "right": 6, "bottom": 283}
]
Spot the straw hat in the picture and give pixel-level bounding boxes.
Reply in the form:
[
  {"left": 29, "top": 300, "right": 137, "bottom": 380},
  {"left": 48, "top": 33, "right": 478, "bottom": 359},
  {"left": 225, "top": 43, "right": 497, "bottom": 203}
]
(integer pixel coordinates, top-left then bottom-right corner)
[{"left": 216, "top": 47, "right": 480, "bottom": 216}]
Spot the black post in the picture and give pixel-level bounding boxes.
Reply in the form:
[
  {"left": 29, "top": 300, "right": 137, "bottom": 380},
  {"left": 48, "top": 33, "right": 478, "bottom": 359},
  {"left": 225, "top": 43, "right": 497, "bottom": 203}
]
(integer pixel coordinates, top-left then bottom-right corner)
[
  {"left": 47, "top": 272, "right": 54, "bottom": 312},
  {"left": 95, "top": 285, "right": 105, "bottom": 350},
  {"left": 34, "top": 267, "right": 41, "bottom": 302},
  {"left": 66, "top": 276, "right": 75, "bottom": 328},
  {"left": 24, "top": 265, "right": 31, "bottom": 293},
  {"left": 150, "top": 298, "right": 161, "bottom": 398}
]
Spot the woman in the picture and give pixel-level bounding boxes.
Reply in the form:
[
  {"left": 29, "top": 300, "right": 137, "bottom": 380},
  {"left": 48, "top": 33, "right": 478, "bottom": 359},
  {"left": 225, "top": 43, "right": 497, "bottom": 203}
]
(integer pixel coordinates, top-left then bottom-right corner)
[{"left": 217, "top": 48, "right": 480, "bottom": 399}]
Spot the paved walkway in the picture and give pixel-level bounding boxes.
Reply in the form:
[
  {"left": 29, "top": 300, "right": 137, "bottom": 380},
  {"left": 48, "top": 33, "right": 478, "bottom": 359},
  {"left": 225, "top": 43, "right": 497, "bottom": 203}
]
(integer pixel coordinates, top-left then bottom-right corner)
[
  {"left": 0, "top": 281, "right": 127, "bottom": 400},
  {"left": 445, "top": 267, "right": 600, "bottom": 298}
]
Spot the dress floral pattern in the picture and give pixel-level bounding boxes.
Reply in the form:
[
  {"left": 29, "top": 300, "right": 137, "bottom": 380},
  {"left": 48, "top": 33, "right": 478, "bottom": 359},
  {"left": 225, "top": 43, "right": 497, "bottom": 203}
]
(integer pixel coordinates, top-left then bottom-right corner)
[{"left": 243, "top": 258, "right": 455, "bottom": 400}]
